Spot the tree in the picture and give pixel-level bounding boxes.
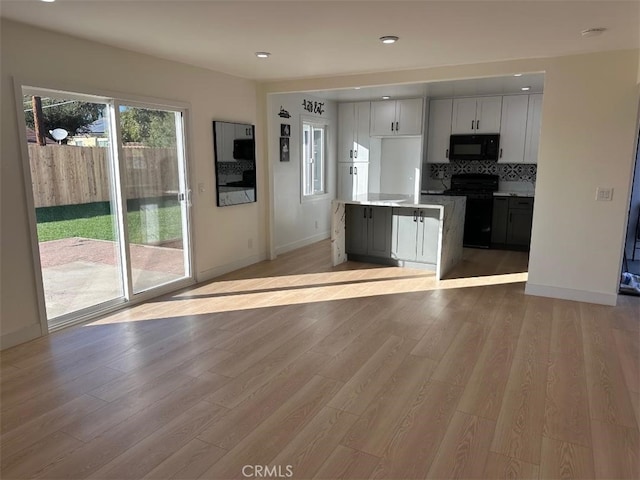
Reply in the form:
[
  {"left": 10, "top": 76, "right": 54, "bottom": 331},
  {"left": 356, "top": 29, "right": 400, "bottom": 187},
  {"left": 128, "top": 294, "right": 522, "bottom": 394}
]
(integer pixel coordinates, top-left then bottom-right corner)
[
  {"left": 24, "top": 96, "right": 103, "bottom": 139},
  {"left": 119, "top": 107, "right": 176, "bottom": 148}
]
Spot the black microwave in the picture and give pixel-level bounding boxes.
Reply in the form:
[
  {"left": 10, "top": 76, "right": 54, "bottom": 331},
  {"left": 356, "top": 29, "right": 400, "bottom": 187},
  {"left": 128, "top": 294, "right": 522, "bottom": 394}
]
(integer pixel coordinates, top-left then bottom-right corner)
[{"left": 449, "top": 134, "right": 500, "bottom": 161}]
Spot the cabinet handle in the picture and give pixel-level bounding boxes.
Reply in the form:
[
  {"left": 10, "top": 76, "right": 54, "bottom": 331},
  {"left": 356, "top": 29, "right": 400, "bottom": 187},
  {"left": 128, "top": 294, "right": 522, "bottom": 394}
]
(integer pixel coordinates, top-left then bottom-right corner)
[
  {"left": 471, "top": 120, "right": 474, "bottom": 130},
  {"left": 350, "top": 166, "right": 353, "bottom": 174},
  {"left": 395, "top": 121, "right": 399, "bottom": 132},
  {"left": 354, "top": 149, "right": 358, "bottom": 158},
  {"left": 499, "top": 148, "right": 503, "bottom": 159},
  {"left": 354, "top": 166, "right": 357, "bottom": 175},
  {"left": 476, "top": 120, "right": 480, "bottom": 130},
  {"left": 419, "top": 211, "right": 424, "bottom": 223},
  {"left": 350, "top": 149, "right": 353, "bottom": 159},
  {"left": 445, "top": 148, "right": 449, "bottom": 159},
  {"left": 509, "top": 212, "right": 513, "bottom": 223},
  {"left": 413, "top": 210, "right": 418, "bottom": 222},
  {"left": 369, "top": 208, "right": 373, "bottom": 219},
  {"left": 391, "top": 122, "right": 394, "bottom": 132},
  {"left": 364, "top": 208, "right": 367, "bottom": 219}
]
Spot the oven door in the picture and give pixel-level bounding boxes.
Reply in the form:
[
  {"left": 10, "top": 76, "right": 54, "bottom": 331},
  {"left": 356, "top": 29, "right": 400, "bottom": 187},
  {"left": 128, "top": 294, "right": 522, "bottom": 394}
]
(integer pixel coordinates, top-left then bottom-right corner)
[{"left": 463, "top": 196, "right": 494, "bottom": 248}]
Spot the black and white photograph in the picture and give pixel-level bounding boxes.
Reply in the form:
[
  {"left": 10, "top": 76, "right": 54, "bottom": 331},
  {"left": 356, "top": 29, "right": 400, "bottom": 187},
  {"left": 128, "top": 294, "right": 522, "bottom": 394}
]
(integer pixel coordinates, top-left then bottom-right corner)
[
  {"left": 280, "top": 124, "right": 290, "bottom": 137},
  {"left": 279, "top": 137, "right": 289, "bottom": 162}
]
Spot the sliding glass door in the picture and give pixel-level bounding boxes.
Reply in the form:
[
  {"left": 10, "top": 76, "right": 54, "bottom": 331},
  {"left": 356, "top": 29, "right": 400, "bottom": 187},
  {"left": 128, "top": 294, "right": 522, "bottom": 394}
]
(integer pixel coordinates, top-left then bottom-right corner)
[
  {"left": 117, "top": 104, "right": 190, "bottom": 294},
  {"left": 21, "top": 87, "right": 192, "bottom": 328}
]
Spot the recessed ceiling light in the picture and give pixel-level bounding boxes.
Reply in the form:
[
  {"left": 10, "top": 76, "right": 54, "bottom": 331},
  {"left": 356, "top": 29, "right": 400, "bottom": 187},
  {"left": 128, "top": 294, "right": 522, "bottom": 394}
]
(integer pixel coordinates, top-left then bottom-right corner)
[
  {"left": 382, "top": 96, "right": 391, "bottom": 100},
  {"left": 41, "top": 0, "right": 56, "bottom": 2},
  {"left": 521, "top": 86, "right": 531, "bottom": 91},
  {"left": 379, "top": 36, "right": 399, "bottom": 44},
  {"left": 513, "top": 73, "right": 523, "bottom": 77},
  {"left": 581, "top": 27, "right": 607, "bottom": 38},
  {"left": 255, "top": 52, "right": 271, "bottom": 58}
]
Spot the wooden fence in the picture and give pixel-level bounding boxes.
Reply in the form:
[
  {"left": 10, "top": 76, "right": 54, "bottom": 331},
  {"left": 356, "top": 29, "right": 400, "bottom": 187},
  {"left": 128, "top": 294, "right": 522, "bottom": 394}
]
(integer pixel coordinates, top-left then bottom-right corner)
[{"left": 28, "top": 145, "right": 180, "bottom": 208}]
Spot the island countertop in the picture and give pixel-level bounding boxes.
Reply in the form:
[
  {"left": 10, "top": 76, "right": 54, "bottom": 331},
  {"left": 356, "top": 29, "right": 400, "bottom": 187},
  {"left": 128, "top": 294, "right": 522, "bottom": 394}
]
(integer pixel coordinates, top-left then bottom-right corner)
[
  {"left": 343, "top": 193, "right": 463, "bottom": 209},
  {"left": 331, "top": 194, "right": 466, "bottom": 280}
]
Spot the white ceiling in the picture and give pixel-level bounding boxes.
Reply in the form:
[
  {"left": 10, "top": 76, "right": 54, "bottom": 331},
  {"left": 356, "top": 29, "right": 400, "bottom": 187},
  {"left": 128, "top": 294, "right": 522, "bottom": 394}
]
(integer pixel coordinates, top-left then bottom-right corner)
[{"left": 1, "top": 1, "right": 638, "bottom": 82}]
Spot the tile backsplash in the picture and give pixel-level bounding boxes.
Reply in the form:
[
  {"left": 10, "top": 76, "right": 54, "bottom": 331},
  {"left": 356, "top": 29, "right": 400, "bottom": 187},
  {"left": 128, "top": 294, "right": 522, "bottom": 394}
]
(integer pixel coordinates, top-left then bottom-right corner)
[{"left": 429, "top": 161, "right": 536, "bottom": 183}]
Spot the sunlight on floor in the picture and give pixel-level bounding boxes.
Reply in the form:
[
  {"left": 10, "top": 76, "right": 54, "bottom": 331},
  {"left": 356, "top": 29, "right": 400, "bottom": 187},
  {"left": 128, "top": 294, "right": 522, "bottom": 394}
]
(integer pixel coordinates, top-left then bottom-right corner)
[{"left": 87, "top": 268, "right": 528, "bottom": 325}]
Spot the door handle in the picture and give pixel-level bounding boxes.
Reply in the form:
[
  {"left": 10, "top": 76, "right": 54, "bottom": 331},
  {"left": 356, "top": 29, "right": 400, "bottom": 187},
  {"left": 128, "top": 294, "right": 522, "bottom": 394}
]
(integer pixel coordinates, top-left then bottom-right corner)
[{"left": 419, "top": 211, "right": 424, "bottom": 223}]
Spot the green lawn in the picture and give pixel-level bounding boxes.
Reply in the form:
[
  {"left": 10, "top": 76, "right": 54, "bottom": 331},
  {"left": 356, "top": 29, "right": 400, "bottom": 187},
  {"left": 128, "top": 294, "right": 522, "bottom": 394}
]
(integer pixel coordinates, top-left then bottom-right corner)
[{"left": 37, "top": 205, "right": 183, "bottom": 243}]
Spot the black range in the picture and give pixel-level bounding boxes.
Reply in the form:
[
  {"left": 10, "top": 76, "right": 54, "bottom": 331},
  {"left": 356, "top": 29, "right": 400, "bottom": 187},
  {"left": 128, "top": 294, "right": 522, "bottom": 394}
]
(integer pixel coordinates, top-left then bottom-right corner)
[{"left": 443, "top": 173, "right": 499, "bottom": 248}]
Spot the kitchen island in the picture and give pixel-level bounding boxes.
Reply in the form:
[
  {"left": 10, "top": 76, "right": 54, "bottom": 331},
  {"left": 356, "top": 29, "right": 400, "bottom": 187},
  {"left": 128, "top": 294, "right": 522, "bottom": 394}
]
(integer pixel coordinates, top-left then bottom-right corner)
[{"left": 331, "top": 193, "right": 466, "bottom": 280}]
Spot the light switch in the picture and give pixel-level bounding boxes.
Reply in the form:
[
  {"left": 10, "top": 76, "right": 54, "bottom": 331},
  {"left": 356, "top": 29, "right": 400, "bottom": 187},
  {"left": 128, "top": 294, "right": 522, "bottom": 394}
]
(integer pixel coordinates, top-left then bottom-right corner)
[{"left": 596, "top": 187, "right": 613, "bottom": 201}]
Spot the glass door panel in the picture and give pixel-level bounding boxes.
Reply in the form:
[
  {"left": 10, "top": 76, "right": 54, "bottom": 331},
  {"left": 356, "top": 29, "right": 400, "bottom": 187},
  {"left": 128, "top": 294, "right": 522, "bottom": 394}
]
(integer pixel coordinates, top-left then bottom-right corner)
[
  {"left": 22, "top": 91, "right": 125, "bottom": 322},
  {"left": 117, "top": 105, "right": 189, "bottom": 294}
]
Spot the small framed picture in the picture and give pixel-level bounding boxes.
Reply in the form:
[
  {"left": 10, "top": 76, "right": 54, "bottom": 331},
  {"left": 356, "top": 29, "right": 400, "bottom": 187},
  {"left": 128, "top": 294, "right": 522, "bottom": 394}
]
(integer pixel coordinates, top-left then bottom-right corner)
[
  {"left": 280, "top": 137, "right": 290, "bottom": 162},
  {"left": 280, "top": 124, "right": 290, "bottom": 137}
]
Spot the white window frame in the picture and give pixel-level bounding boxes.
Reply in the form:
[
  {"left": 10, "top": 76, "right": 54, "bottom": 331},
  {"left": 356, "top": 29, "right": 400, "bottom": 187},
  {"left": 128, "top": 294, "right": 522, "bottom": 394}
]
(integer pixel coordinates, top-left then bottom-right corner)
[{"left": 300, "top": 116, "right": 329, "bottom": 203}]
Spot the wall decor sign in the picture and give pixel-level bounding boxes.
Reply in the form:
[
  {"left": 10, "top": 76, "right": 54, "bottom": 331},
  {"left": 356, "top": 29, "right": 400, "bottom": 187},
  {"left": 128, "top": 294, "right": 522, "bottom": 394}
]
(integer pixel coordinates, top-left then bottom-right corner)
[
  {"left": 279, "top": 137, "right": 290, "bottom": 162},
  {"left": 278, "top": 107, "right": 291, "bottom": 118},
  {"left": 302, "top": 99, "right": 324, "bottom": 115},
  {"left": 280, "top": 124, "right": 290, "bottom": 137}
]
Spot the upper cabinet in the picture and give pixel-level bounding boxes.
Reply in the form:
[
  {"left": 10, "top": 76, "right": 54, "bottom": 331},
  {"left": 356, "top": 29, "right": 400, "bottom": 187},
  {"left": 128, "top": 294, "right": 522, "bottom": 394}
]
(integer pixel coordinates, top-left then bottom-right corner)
[
  {"left": 338, "top": 102, "right": 371, "bottom": 163},
  {"left": 370, "top": 98, "right": 423, "bottom": 136},
  {"left": 498, "top": 95, "right": 528, "bottom": 163},
  {"left": 524, "top": 94, "right": 543, "bottom": 165},
  {"left": 451, "top": 96, "right": 502, "bottom": 134},
  {"left": 427, "top": 98, "right": 453, "bottom": 164}
]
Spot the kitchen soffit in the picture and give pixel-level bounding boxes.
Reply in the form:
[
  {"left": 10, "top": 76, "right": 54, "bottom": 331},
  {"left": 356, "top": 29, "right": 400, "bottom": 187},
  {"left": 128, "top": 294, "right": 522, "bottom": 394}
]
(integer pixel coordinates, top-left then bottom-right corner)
[{"left": 307, "top": 73, "right": 545, "bottom": 103}]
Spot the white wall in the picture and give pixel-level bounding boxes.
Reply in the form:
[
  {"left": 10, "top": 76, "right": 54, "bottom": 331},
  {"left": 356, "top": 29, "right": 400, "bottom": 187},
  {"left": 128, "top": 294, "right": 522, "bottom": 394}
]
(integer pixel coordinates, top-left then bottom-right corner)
[
  {"left": 263, "top": 49, "right": 640, "bottom": 305},
  {"left": 1, "top": 20, "right": 267, "bottom": 347},
  {"left": 269, "top": 93, "right": 337, "bottom": 254}
]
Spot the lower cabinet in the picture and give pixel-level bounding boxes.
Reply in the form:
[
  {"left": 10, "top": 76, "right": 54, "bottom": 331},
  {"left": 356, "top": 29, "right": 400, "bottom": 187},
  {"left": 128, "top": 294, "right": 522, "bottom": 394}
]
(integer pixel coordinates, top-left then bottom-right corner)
[
  {"left": 338, "top": 162, "right": 368, "bottom": 200},
  {"left": 391, "top": 208, "right": 439, "bottom": 265},
  {"left": 491, "top": 196, "right": 534, "bottom": 249},
  {"left": 345, "top": 205, "right": 392, "bottom": 258}
]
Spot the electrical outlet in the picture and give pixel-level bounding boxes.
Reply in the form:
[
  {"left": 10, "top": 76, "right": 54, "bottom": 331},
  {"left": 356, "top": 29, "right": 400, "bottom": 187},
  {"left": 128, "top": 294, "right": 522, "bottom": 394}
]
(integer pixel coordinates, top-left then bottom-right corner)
[{"left": 596, "top": 187, "right": 613, "bottom": 201}]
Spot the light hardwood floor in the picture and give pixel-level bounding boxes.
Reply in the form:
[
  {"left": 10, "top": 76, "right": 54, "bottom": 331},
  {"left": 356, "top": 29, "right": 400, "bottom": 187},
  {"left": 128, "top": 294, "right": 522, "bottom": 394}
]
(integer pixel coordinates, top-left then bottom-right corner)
[{"left": 1, "top": 241, "right": 638, "bottom": 479}]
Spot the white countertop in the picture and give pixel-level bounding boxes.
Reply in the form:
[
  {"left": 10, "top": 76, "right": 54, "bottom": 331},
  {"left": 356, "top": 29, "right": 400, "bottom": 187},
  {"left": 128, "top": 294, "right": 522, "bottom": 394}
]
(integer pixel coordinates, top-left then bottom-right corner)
[
  {"left": 493, "top": 191, "right": 535, "bottom": 197},
  {"left": 338, "top": 193, "right": 464, "bottom": 209}
]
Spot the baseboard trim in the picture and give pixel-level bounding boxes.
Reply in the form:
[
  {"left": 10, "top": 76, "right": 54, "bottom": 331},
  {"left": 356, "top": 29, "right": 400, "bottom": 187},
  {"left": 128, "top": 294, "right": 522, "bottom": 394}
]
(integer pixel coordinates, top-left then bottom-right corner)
[
  {"left": 1, "top": 323, "right": 43, "bottom": 350},
  {"left": 197, "top": 251, "right": 268, "bottom": 283},
  {"left": 275, "top": 232, "right": 330, "bottom": 256},
  {"left": 525, "top": 283, "right": 617, "bottom": 306}
]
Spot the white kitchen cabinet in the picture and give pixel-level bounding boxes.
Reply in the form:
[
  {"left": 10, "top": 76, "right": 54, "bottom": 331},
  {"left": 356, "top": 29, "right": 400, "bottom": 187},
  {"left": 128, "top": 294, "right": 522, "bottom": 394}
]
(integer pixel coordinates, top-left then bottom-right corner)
[
  {"left": 498, "top": 95, "right": 529, "bottom": 163},
  {"left": 338, "top": 102, "right": 371, "bottom": 163},
  {"left": 427, "top": 98, "right": 453, "bottom": 163},
  {"left": 370, "top": 98, "right": 423, "bottom": 136},
  {"left": 391, "top": 208, "right": 440, "bottom": 265},
  {"left": 452, "top": 96, "right": 502, "bottom": 134},
  {"left": 338, "top": 162, "right": 369, "bottom": 200},
  {"left": 524, "top": 94, "right": 543, "bottom": 164}
]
